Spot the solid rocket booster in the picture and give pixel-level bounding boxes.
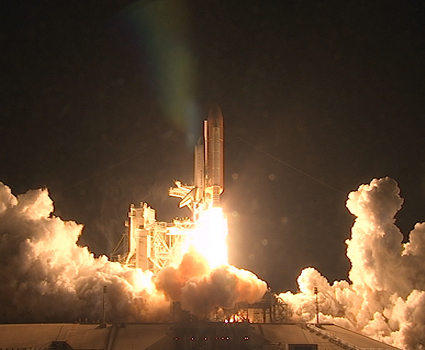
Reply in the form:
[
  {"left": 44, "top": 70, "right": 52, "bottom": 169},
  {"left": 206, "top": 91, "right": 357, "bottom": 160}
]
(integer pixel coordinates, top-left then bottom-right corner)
[
  {"left": 193, "top": 137, "right": 205, "bottom": 204},
  {"left": 168, "top": 104, "right": 224, "bottom": 216},
  {"left": 205, "top": 105, "right": 224, "bottom": 207}
]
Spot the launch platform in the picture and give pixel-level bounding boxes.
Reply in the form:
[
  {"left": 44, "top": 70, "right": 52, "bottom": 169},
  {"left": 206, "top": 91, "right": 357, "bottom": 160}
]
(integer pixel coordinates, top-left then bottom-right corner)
[{"left": 0, "top": 322, "right": 399, "bottom": 350}]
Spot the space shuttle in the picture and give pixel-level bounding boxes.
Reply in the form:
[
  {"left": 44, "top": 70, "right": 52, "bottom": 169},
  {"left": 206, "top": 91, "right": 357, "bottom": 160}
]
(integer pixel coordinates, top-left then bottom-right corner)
[
  {"left": 112, "top": 105, "right": 224, "bottom": 269},
  {"left": 169, "top": 105, "right": 224, "bottom": 220}
]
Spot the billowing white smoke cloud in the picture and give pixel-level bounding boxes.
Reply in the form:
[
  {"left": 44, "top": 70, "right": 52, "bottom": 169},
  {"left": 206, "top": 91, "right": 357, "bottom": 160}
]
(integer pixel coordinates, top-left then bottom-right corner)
[
  {"left": 0, "top": 183, "right": 169, "bottom": 323},
  {"left": 154, "top": 247, "right": 267, "bottom": 316},
  {"left": 280, "top": 177, "right": 425, "bottom": 349},
  {"left": 6, "top": 177, "right": 425, "bottom": 348},
  {"left": 0, "top": 182, "right": 266, "bottom": 323}
]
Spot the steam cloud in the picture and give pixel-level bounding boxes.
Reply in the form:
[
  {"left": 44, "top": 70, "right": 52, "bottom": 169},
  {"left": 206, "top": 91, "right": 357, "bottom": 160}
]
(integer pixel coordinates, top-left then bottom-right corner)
[
  {"left": 2, "top": 177, "right": 425, "bottom": 348},
  {"left": 154, "top": 247, "right": 267, "bottom": 316},
  {"left": 280, "top": 177, "right": 425, "bottom": 349},
  {"left": 0, "top": 182, "right": 266, "bottom": 323}
]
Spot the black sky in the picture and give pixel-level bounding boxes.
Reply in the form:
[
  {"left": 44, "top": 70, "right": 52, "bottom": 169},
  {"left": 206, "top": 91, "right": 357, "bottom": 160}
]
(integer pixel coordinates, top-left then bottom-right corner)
[{"left": 1, "top": 0, "right": 424, "bottom": 292}]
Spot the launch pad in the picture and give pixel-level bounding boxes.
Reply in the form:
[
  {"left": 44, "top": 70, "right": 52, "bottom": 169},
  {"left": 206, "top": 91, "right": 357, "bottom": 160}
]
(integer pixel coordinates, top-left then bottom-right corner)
[
  {"left": 111, "top": 105, "right": 225, "bottom": 272},
  {"left": 0, "top": 322, "right": 399, "bottom": 350},
  {"left": 111, "top": 202, "right": 193, "bottom": 271},
  {"left": 110, "top": 105, "right": 286, "bottom": 324}
]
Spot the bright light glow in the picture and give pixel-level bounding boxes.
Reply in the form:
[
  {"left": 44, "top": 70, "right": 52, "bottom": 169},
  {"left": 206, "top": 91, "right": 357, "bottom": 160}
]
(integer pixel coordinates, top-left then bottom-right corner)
[
  {"left": 190, "top": 207, "right": 228, "bottom": 268},
  {"left": 226, "top": 314, "right": 245, "bottom": 323}
]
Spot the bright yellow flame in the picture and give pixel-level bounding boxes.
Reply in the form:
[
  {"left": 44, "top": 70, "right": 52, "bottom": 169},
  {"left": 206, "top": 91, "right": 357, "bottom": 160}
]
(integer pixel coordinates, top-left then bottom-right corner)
[
  {"left": 225, "top": 314, "right": 246, "bottom": 323},
  {"left": 190, "top": 207, "right": 228, "bottom": 268}
]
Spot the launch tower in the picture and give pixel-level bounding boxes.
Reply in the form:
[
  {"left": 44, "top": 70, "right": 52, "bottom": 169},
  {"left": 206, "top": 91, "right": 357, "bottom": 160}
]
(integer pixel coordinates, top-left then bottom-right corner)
[{"left": 112, "top": 105, "right": 225, "bottom": 272}]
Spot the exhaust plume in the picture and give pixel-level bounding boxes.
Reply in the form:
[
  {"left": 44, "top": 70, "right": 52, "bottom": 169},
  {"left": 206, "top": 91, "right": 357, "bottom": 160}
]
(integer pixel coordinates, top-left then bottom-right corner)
[
  {"left": 154, "top": 247, "right": 267, "bottom": 316},
  {"left": 2, "top": 177, "right": 425, "bottom": 348},
  {"left": 0, "top": 182, "right": 266, "bottom": 323}
]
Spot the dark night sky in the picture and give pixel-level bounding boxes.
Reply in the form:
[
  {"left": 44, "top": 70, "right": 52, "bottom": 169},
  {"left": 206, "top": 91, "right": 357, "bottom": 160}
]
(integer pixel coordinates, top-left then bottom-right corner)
[{"left": 1, "top": 0, "right": 424, "bottom": 292}]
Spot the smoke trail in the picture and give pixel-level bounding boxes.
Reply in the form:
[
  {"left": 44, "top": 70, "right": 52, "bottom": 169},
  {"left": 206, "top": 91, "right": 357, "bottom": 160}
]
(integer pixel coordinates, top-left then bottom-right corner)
[
  {"left": 280, "top": 177, "right": 425, "bottom": 349},
  {"left": 0, "top": 182, "right": 266, "bottom": 323}
]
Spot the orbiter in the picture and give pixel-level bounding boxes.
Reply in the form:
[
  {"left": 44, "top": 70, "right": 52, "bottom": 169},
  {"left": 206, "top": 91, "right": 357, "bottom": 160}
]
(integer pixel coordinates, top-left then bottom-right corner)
[{"left": 169, "top": 105, "right": 224, "bottom": 220}]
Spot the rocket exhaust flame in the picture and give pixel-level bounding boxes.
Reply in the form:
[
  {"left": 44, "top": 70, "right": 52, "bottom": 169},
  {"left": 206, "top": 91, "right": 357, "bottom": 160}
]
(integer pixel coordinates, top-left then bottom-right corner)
[
  {"left": 190, "top": 207, "right": 228, "bottom": 269},
  {"left": 163, "top": 207, "right": 229, "bottom": 270}
]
